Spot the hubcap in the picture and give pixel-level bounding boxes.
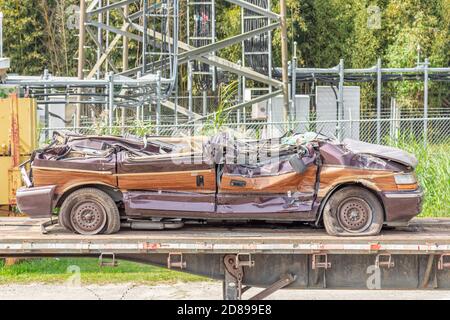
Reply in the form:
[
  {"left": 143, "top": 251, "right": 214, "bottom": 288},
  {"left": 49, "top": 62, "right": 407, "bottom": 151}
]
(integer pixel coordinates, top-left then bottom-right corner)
[
  {"left": 71, "top": 201, "right": 106, "bottom": 234},
  {"left": 337, "top": 197, "right": 373, "bottom": 233}
]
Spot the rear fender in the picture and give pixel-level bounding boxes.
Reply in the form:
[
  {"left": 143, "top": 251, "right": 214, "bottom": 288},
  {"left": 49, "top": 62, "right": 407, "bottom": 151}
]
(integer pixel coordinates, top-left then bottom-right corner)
[{"left": 16, "top": 185, "right": 56, "bottom": 218}]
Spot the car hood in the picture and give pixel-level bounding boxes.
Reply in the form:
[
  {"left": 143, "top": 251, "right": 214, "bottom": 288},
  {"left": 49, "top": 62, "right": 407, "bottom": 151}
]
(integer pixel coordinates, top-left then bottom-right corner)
[{"left": 343, "top": 139, "right": 418, "bottom": 169}]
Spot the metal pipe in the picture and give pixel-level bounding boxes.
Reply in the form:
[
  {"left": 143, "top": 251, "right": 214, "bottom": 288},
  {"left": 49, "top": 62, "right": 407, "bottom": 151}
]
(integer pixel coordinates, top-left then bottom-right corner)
[
  {"left": 279, "top": 0, "right": 289, "bottom": 122},
  {"left": 212, "top": 0, "right": 216, "bottom": 92},
  {"left": 108, "top": 72, "right": 114, "bottom": 134},
  {"left": 202, "top": 90, "right": 207, "bottom": 116},
  {"left": 6, "top": 76, "right": 172, "bottom": 86},
  {"left": 178, "top": 23, "right": 280, "bottom": 63},
  {"left": 156, "top": 71, "right": 161, "bottom": 135},
  {"left": 376, "top": 58, "right": 382, "bottom": 144},
  {"left": 188, "top": 61, "right": 193, "bottom": 121},
  {"left": 337, "top": 59, "right": 344, "bottom": 141},
  {"left": 122, "top": 4, "right": 129, "bottom": 72},
  {"left": 76, "top": 0, "right": 87, "bottom": 129},
  {"left": 291, "top": 41, "right": 297, "bottom": 122},
  {"left": 96, "top": 0, "right": 103, "bottom": 79},
  {"left": 43, "top": 69, "right": 50, "bottom": 140},
  {"left": 121, "top": 3, "right": 129, "bottom": 133},
  {"left": 105, "top": 0, "right": 110, "bottom": 74},
  {"left": 268, "top": 0, "right": 273, "bottom": 133},
  {"left": 240, "top": 6, "right": 246, "bottom": 126},
  {"left": 237, "top": 60, "right": 242, "bottom": 124},
  {"left": 142, "top": 0, "right": 148, "bottom": 74},
  {"left": 424, "top": 58, "right": 429, "bottom": 147},
  {"left": 292, "top": 66, "right": 450, "bottom": 74}
]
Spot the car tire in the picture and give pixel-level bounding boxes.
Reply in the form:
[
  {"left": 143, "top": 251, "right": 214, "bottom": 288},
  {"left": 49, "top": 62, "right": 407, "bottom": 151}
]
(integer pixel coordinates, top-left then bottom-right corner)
[
  {"left": 58, "top": 209, "right": 73, "bottom": 232},
  {"left": 60, "top": 188, "right": 121, "bottom": 235},
  {"left": 323, "top": 186, "right": 384, "bottom": 236}
]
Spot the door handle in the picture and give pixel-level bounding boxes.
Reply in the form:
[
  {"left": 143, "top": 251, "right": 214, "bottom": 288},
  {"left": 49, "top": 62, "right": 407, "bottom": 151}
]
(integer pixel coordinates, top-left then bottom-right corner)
[
  {"left": 196, "top": 175, "right": 204, "bottom": 187},
  {"left": 230, "top": 180, "right": 246, "bottom": 187}
]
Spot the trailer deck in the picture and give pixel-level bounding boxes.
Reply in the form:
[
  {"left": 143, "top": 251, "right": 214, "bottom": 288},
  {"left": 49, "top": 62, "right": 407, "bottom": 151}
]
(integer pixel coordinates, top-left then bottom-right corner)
[
  {"left": 1, "top": 217, "right": 450, "bottom": 299},
  {"left": 1, "top": 218, "right": 450, "bottom": 255}
]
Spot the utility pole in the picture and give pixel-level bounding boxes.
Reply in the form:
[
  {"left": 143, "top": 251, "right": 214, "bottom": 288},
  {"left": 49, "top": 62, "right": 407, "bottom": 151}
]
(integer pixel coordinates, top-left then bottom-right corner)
[
  {"left": 76, "top": 0, "right": 87, "bottom": 129},
  {"left": 279, "top": 0, "right": 290, "bottom": 122}
]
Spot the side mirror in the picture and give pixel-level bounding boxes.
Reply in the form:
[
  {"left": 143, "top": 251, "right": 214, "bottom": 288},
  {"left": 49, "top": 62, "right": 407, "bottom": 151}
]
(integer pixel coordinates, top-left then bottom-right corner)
[{"left": 289, "top": 155, "right": 307, "bottom": 174}]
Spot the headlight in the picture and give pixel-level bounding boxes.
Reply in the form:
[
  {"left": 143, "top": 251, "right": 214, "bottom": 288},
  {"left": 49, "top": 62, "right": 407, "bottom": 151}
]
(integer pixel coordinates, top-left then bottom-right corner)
[{"left": 394, "top": 173, "right": 416, "bottom": 185}]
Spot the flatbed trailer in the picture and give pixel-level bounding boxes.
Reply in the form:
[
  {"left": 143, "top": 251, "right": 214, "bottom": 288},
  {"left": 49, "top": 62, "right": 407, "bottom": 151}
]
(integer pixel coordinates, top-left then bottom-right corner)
[{"left": 1, "top": 217, "right": 450, "bottom": 300}]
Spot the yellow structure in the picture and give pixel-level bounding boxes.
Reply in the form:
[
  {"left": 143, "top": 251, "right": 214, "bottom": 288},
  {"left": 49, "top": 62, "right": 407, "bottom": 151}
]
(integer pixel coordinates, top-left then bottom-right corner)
[{"left": 0, "top": 94, "right": 37, "bottom": 208}]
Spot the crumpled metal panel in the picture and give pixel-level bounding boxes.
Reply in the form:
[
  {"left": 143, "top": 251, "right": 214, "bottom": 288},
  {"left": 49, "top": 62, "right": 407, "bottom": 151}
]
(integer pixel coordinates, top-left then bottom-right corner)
[
  {"left": 124, "top": 191, "right": 215, "bottom": 215},
  {"left": 343, "top": 138, "right": 418, "bottom": 168},
  {"left": 217, "top": 194, "right": 315, "bottom": 215}
]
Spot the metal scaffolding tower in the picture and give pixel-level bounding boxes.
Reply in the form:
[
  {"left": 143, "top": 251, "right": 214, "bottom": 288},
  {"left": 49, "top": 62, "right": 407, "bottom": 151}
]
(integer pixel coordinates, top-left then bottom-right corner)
[
  {"left": 82, "top": 0, "right": 179, "bottom": 82},
  {"left": 79, "top": 0, "right": 286, "bottom": 125},
  {"left": 241, "top": 0, "right": 272, "bottom": 125},
  {"left": 77, "top": 0, "right": 180, "bottom": 129},
  {"left": 187, "top": 0, "right": 216, "bottom": 116},
  {"left": 2, "top": 0, "right": 289, "bottom": 138}
]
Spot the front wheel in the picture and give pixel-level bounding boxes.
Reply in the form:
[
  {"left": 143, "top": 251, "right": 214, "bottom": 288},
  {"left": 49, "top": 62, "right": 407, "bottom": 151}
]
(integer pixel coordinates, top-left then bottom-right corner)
[
  {"left": 323, "top": 186, "right": 384, "bottom": 236},
  {"left": 59, "top": 188, "right": 121, "bottom": 235}
]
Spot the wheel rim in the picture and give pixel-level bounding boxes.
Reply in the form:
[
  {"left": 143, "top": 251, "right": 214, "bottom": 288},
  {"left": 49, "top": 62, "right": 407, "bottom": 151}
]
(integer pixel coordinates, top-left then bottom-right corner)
[
  {"left": 337, "top": 197, "right": 373, "bottom": 233},
  {"left": 70, "top": 201, "right": 106, "bottom": 235}
]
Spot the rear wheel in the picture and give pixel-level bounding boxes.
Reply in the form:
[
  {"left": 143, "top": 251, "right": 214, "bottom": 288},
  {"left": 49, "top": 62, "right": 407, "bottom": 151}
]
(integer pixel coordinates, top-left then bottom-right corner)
[
  {"left": 60, "top": 188, "right": 121, "bottom": 235},
  {"left": 323, "top": 186, "right": 383, "bottom": 236}
]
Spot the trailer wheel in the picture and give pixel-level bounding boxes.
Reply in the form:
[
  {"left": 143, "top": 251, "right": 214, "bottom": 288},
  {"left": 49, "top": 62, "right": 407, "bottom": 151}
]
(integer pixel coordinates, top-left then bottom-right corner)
[
  {"left": 60, "top": 188, "right": 121, "bottom": 235},
  {"left": 323, "top": 186, "right": 383, "bottom": 236}
]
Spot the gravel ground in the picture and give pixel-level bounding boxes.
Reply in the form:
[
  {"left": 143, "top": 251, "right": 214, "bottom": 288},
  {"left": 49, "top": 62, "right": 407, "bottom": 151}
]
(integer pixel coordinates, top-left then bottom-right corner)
[{"left": 0, "top": 282, "right": 449, "bottom": 300}]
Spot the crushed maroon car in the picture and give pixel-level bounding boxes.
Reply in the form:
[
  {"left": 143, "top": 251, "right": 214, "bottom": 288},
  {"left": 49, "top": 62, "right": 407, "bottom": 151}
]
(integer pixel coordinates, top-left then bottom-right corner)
[{"left": 16, "top": 131, "right": 423, "bottom": 236}]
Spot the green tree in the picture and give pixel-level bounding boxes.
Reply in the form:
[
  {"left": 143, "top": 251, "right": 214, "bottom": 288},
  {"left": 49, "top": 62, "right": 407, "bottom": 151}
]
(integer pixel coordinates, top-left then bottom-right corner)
[{"left": 0, "top": 0, "right": 47, "bottom": 75}]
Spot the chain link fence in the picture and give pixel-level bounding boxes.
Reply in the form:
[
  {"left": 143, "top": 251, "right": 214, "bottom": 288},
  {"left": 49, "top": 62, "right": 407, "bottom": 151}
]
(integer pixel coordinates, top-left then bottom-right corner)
[{"left": 39, "top": 117, "right": 450, "bottom": 145}]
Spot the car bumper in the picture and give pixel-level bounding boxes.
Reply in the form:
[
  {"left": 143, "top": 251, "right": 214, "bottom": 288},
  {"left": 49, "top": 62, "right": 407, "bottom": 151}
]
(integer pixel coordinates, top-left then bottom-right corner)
[
  {"left": 16, "top": 185, "right": 56, "bottom": 218},
  {"left": 381, "top": 188, "right": 424, "bottom": 225}
]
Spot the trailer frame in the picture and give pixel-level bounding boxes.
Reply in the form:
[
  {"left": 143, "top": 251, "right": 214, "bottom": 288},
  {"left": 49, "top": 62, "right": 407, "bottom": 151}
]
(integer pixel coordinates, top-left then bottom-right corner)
[{"left": 1, "top": 217, "right": 450, "bottom": 300}]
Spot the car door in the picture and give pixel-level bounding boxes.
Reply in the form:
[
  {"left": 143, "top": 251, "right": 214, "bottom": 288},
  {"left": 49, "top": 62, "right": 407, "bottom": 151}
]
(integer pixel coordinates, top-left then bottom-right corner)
[
  {"left": 216, "top": 153, "right": 318, "bottom": 221},
  {"left": 117, "top": 137, "right": 216, "bottom": 217}
]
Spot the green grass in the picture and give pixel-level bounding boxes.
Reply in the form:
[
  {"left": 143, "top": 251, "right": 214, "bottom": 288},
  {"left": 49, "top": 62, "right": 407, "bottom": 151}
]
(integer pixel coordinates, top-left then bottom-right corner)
[
  {"left": 0, "top": 258, "right": 208, "bottom": 285},
  {"left": 391, "top": 138, "right": 450, "bottom": 217}
]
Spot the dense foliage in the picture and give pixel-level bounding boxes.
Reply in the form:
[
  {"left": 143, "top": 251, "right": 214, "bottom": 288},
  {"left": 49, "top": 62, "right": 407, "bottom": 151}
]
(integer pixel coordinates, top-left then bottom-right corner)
[{"left": 0, "top": 0, "right": 448, "bottom": 76}]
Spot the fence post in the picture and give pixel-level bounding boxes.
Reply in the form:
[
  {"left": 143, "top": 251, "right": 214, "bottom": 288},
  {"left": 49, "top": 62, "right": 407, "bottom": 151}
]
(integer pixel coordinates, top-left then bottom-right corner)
[
  {"left": 135, "top": 71, "right": 141, "bottom": 122},
  {"left": 43, "top": 69, "right": 50, "bottom": 141},
  {"left": 423, "top": 58, "right": 429, "bottom": 147},
  {"left": 337, "top": 59, "right": 344, "bottom": 141},
  {"left": 108, "top": 72, "right": 114, "bottom": 134},
  {"left": 202, "top": 90, "right": 207, "bottom": 116},
  {"left": 237, "top": 60, "right": 242, "bottom": 124},
  {"left": 291, "top": 41, "right": 298, "bottom": 128},
  {"left": 349, "top": 107, "right": 352, "bottom": 139},
  {"left": 188, "top": 61, "right": 193, "bottom": 122},
  {"left": 156, "top": 71, "right": 162, "bottom": 135},
  {"left": 376, "top": 58, "right": 382, "bottom": 144}
]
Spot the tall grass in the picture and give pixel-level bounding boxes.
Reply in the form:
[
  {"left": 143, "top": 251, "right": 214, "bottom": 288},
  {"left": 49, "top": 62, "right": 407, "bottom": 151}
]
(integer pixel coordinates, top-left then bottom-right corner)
[
  {"left": 201, "top": 80, "right": 238, "bottom": 135},
  {"left": 391, "top": 137, "right": 450, "bottom": 217}
]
